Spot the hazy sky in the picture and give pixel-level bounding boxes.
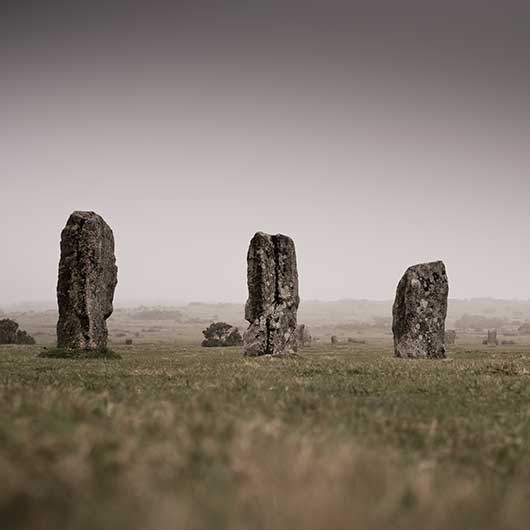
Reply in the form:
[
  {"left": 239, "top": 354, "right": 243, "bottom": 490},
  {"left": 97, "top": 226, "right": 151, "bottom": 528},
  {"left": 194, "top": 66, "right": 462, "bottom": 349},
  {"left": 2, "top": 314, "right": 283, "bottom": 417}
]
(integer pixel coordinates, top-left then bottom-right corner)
[{"left": 2, "top": 1, "right": 530, "bottom": 306}]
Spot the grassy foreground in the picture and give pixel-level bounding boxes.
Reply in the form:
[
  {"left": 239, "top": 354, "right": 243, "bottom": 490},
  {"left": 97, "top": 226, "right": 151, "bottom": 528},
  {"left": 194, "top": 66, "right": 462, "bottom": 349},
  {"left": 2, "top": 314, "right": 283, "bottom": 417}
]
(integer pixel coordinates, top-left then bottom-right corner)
[{"left": 0, "top": 343, "right": 529, "bottom": 530}]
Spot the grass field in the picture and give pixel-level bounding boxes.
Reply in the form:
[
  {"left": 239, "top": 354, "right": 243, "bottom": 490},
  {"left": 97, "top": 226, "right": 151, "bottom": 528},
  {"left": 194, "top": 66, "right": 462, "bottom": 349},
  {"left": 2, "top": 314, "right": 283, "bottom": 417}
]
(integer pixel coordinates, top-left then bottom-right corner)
[{"left": 1, "top": 342, "right": 529, "bottom": 530}]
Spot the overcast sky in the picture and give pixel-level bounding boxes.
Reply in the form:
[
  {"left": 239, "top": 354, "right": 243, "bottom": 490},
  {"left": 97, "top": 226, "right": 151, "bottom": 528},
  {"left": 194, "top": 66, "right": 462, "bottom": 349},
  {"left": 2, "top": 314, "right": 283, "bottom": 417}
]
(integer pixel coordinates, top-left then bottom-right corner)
[{"left": 2, "top": 1, "right": 530, "bottom": 306}]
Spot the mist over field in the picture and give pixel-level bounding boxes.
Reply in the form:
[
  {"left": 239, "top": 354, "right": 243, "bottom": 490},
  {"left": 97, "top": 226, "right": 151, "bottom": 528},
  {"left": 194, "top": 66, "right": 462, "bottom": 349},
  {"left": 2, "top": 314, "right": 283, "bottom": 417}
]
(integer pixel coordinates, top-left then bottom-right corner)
[{"left": 2, "top": 1, "right": 530, "bottom": 305}]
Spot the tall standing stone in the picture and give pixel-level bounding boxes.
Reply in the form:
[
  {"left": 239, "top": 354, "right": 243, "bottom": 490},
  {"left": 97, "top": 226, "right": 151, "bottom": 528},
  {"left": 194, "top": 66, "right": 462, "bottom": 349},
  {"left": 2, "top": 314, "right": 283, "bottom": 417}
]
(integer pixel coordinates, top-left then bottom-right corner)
[
  {"left": 486, "top": 329, "right": 498, "bottom": 346},
  {"left": 392, "top": 261, "right": 448, "bottom": 359},
  {"left": 243, "top": 232, "right": 299, "bottom": 356},
  {"left": 56, "top": 211, "right": 118, "bottom": 352}
]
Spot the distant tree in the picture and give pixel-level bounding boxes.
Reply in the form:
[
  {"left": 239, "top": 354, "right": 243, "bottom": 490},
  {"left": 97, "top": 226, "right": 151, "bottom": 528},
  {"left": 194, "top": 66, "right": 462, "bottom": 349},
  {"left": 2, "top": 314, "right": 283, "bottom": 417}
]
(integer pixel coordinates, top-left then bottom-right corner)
[{"left": 201, "top": 322, "right": 243, "bottom": 347}]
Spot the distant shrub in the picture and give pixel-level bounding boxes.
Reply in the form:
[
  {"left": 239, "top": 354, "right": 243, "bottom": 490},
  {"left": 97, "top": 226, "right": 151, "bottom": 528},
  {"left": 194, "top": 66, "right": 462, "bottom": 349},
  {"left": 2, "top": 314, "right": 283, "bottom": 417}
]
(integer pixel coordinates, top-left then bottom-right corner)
[
  {"left": 201, "top": 322, "right": 243, "bottom": 347},
  {"left": 0, "top": 319, "right": 35, "bottom": 345},
  {"left": 0, "top": 319, "right": 18, "bottom": 344},
  {"left": 15, "top": 330, "right": 36, "bottom": 345},
  {"left": 125, "top": 339, "right": 133, "bottom": 345}
]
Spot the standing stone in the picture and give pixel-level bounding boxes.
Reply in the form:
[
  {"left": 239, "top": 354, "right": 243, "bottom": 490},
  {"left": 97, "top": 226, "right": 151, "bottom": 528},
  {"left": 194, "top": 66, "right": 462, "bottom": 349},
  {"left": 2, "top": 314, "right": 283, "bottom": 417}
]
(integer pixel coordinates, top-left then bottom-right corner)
[
  {"left": 243, "top": 232, "right": 299, "bottom": 356},
  {"left": 392, "top": 261, "right": 448, "bottom": 359},
  {"left": 486, "top": 329, "right": 498, "bottom": 346},
  {"left": 295, "top": 324, "right": 312, "bottom": 348},
  {"left": 331, "top": 335, "right": 339, "bottom": 345},
  {"left": 56, "top": 211, "right": 118, "bottom": 352},
  {"left": 445, "top": 329, "right": 457, "bottom": 345}
]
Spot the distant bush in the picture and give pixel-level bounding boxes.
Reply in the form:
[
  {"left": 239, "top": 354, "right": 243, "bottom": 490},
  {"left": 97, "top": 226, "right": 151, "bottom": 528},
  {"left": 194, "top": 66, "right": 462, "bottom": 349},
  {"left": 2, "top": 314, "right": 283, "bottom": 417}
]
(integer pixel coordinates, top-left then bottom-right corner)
[
  {"left": 15, "top": 329, "right": 36, "bottom": 345},
  {"left": 201, "top": 322, "right": 243, "bottom": 347},
  {"left": 0, "top": 319, "right": 36, "bottom": 345},
  {"left": 125, "top": 339, "right": 133, "bottom": 345}
]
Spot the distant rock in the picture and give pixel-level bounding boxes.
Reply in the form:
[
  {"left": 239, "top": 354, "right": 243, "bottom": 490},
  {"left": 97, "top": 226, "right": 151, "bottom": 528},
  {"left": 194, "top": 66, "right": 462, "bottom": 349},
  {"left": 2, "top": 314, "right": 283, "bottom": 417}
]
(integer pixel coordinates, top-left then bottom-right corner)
[
  {"left": 347, "top": 337, "right": 366, "bottom": 344},
  {"left": 0, "top": 318, "right": 36, "bottom": 345},
  {"left": 295, "top": 324, "right": 312, "bottom": 348},
  {"left": 445, "top": 329, "right": 457, "bottom": 345},
  {"left": 331, "top": 335, "right": 339, "bottom": 345},
  {"left": 483, "top": 329, "right": 498, "bottom": 346},
  {"left": 243, "top": 232, "right": 299, "bottom": 356},
  {"left": 56, "top": 211, "right": 118, "bottom": 353},
  {"left": 392, "top": 261, "right": 449, "bottom": 359}
]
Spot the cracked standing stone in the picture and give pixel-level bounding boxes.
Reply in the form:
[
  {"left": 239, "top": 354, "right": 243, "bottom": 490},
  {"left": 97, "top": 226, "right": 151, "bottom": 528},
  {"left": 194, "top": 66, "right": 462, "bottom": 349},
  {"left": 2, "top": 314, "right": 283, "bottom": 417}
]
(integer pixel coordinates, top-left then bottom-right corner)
[
  {"left": 392, "top": 261, "right": 448, "bottom": 359},
  {"left": 243, "top": 232, "right": 299, "bottom": 356},
  {"left": 56, "top": 211, "right": 118, "bottom": 352}
]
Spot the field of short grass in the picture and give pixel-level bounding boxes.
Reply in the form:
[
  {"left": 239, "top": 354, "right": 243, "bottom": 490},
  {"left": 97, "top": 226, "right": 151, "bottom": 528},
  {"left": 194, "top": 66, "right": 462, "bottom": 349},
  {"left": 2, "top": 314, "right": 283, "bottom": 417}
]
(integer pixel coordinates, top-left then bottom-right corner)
[{"left": 1, "top": 343, "right": 529, "bottom": 530}]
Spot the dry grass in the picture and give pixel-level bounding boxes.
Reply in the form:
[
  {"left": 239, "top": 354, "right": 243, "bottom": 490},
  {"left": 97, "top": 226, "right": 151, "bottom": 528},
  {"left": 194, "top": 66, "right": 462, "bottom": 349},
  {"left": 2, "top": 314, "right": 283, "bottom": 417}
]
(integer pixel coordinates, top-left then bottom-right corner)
[{"left": 1, "top": 343, "right": 529, "bottom": 530}]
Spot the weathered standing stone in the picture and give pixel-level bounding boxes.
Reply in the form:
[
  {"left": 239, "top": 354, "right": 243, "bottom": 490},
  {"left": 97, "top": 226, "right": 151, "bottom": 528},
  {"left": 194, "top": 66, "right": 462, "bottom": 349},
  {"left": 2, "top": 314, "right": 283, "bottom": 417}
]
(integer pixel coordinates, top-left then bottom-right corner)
[
  {"left": 295, "top": 324, "right": 312, "bottom": 348},
  {"left": 485, "top": 329, "right": 498, "bottom": 346},
  {"left": 243, "top": 232, "right": 299, "bottom": 356},
  {"left": 392, "top": 261, "right": 449, "bottom": 359},
  {"left": 56, "top": 211, "right": 118, "bottom": 352}
]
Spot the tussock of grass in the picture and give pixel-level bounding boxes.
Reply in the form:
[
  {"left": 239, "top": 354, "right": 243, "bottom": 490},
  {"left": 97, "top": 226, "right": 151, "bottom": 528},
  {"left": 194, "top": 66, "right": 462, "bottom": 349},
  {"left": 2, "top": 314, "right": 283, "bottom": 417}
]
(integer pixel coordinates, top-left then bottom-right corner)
[
  {"left": 0, "top": 343, "right": 529, "bottom": 530},
  {"left": 38, "top": 347, "right": 122, "bottom": 360}
]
